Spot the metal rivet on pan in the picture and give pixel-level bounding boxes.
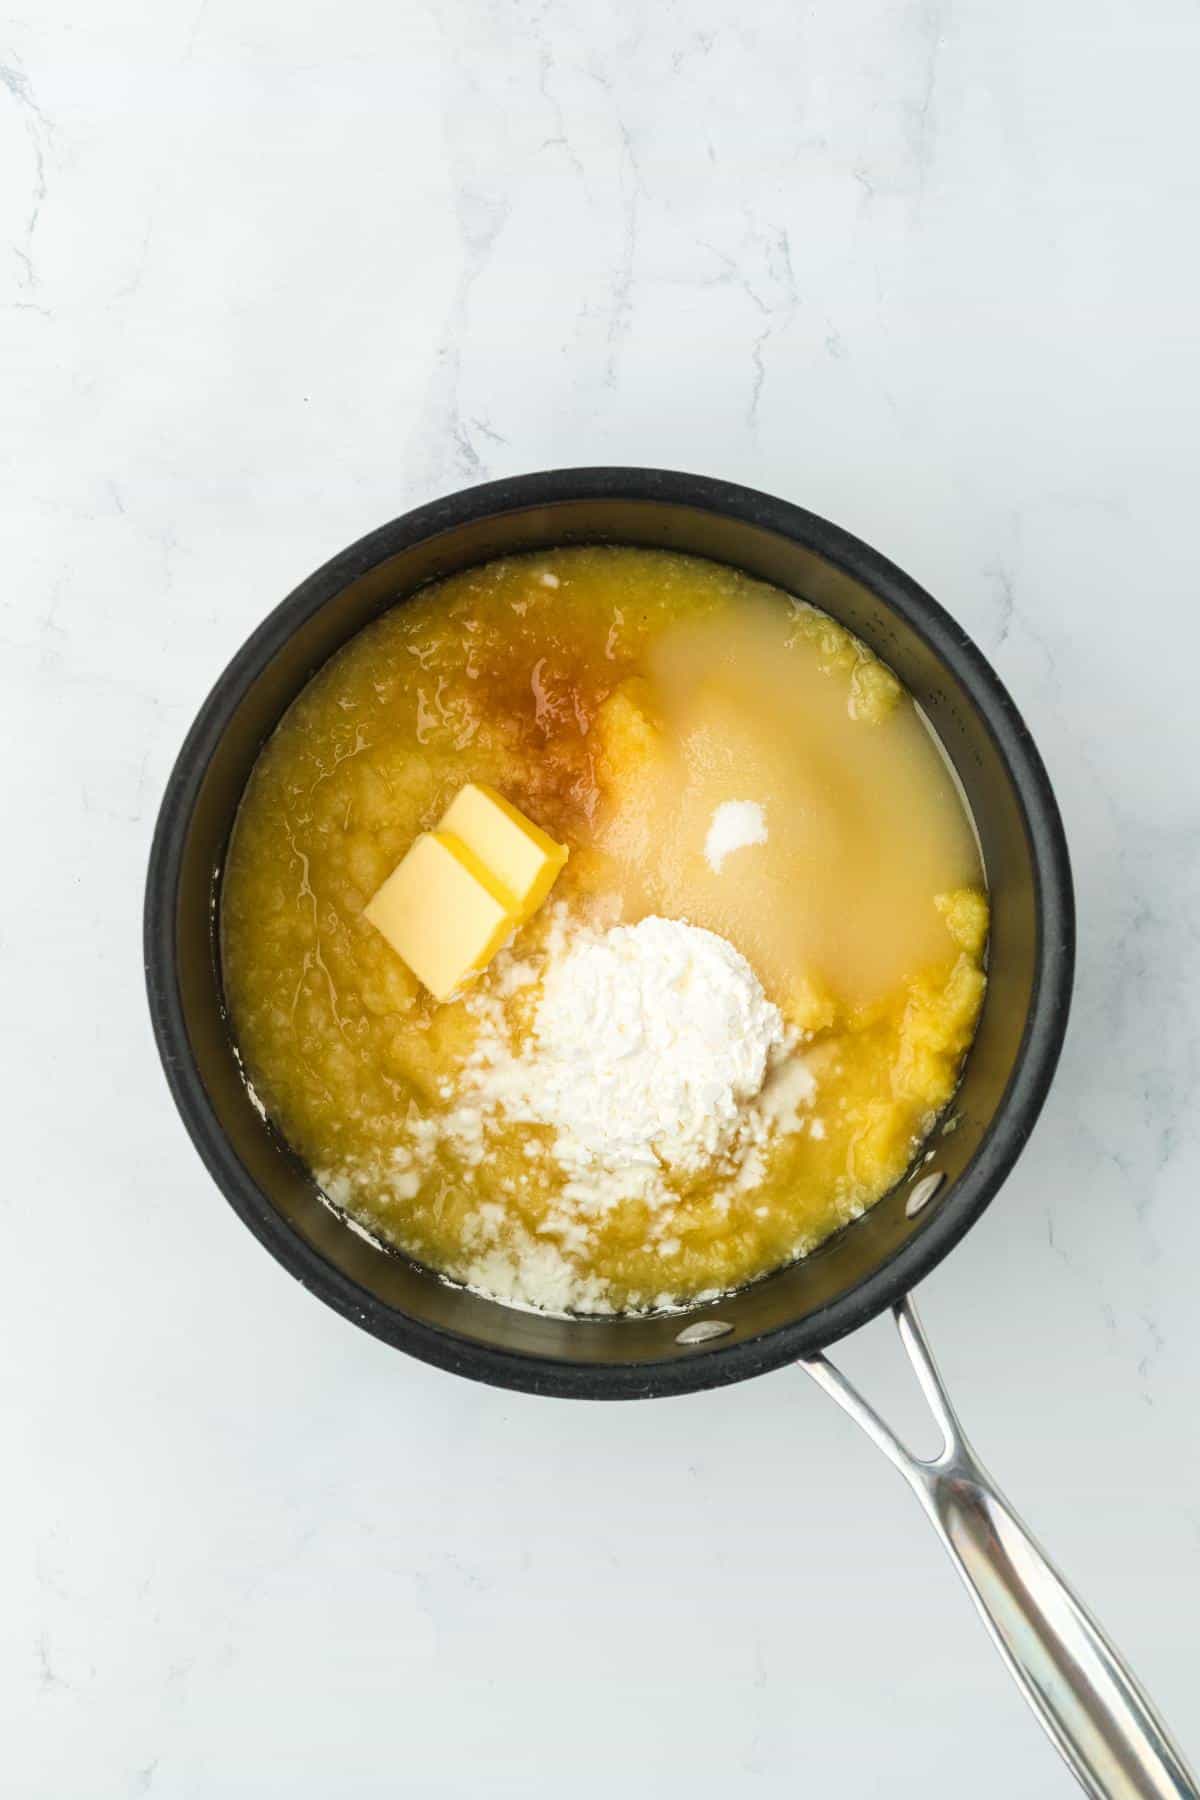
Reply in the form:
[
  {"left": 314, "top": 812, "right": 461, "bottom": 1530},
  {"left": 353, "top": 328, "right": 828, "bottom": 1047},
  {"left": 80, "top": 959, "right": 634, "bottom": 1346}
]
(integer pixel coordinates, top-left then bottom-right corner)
[
  {"left": 675, "top": 1319, "right": 734, "bottom": 1345},
  {"left": 906, "top": 1172, "right": 945, "bottom": 1218}
]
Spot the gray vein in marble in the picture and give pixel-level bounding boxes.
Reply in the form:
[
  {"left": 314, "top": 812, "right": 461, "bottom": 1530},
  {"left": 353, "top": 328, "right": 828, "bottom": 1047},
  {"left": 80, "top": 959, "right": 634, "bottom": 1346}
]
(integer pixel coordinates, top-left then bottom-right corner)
[
  {"left": 1045, "top": 1207, "right": 1069, "bottom": 1265},
  {"left": 469, "top": 416, "right": 510, "bottom": 447},
  {"left": 749, "top": 226, "right": 799, "bottom": 429},
  {"left": 604, "top": 119, "right": 643, "bottom": 388},
  {"left": 536, "top": 42, "right": 585, "bottom": 180},
  {"left": 671, "top": 29, "right": 716, "bottom": 74},
  {"left": 982, "top": 560, "right": 1015, "bottom": 647},
  {"left": 991, "top": 568, "right": 1062, "bottom": 696},
  {"left": 416, "top": 186, "right": 510, "bottom": 488},
  {"left": 1137, "top": 1312, "right": 1166, "bottom": 1402},
  {"left": 182, "top": 0, "right": 212, "bottom": 62},
  {"left": 700, "top": 224, "right": 800, "bottom": 428},
  {"left": 853, "top": 164, "right": 878, "bottom": 206},
  {"left": 116, "top": 218, "right": 155, "bottom": 303},
  {"left": 0, "top": 52, "right": 52, "bottom": 291},
  {"left": 907, "top": 0, "right": 946, "bottom": 191},
  {"left": 35, "top": 1630, "right": 65, "bottom": 1692}
]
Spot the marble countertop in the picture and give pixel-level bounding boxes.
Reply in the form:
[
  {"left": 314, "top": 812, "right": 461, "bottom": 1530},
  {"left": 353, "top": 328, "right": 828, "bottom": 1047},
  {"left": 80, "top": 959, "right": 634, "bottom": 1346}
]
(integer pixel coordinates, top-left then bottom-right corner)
[{"left": 5, "top": 1, "right": 1199, "bottom": 1793}]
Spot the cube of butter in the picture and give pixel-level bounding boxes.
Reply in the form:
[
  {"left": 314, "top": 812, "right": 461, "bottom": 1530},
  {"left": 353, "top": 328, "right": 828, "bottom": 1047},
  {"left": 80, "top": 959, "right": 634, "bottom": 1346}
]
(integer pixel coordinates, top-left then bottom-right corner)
[
  {"left": 363, "top": 787, "right": 569, "bottom": 1003},
  {"left": 363, "top": 831, "right": 513, "bottom": 1003},
  {"left": 438, "top": 783, "right": 569, "bottom": 921}
]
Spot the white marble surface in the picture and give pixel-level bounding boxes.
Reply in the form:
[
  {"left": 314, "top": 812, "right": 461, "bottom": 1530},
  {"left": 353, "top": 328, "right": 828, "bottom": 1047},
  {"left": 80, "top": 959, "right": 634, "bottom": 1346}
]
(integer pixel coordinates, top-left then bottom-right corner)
[{"left": 4, "top": 1, "right": 1200, "bottom": 1793}]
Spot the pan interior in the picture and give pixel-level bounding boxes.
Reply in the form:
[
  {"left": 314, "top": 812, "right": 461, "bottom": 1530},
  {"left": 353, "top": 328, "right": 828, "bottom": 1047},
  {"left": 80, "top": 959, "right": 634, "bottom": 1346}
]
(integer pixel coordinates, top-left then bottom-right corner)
[{"left": 158, "top": 482, "right": 1066, "bottom": 1394}]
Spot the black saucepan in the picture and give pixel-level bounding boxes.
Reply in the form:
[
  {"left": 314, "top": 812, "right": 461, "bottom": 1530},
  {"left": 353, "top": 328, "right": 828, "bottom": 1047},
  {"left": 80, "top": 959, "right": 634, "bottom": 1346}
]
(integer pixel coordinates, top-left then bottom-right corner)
[{"left": 144, "top": 471, "right": 1197, "bottom": 1793}]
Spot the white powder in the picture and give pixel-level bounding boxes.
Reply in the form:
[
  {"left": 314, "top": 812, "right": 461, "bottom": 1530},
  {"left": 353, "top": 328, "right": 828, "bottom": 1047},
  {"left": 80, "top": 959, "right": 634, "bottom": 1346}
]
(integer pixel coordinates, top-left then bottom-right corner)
[
  {"left": 523, "top": 916, "right": 786, "bottom": 1171},
  {"left": 322, "top": 909, "right": 820, "bottom": 1317},
  {"left": 757, "top": 1056, "right": 817, "bottom": 1133},
  {"left": 474, "top": 914, "right": 791, "bottom": 1195},
  {"left": 458, "top": 1216, "right": 615, "bottom": 1315},
  {"left": 704, "top": 800, "right": 768, "bottom": 872},
  {"left": 450, "top": 912, "right": 824, "bottom": 1310}
]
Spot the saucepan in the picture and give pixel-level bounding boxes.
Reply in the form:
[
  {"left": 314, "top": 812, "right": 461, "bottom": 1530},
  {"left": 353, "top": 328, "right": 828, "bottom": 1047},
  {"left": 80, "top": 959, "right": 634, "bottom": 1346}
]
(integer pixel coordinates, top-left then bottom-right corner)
[{"left": 144, "top": 469, "right": 1196, "bottom": 1796}]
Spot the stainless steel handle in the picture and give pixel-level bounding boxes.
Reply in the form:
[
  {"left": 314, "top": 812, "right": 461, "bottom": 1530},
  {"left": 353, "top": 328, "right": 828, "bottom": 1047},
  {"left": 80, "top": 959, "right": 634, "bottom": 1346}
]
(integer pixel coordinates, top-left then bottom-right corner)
[{"left": 803, "top": 1297, "right": 1198, "bottom": 1798}]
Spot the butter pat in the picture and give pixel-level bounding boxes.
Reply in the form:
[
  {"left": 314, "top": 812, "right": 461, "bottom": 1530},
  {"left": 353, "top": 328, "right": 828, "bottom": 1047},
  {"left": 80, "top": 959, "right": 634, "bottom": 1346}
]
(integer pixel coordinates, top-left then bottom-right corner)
[
  {"left": 364, "top": 786, "right": 569, "bottom": 1002},
  {"left": 439, "top": 783, "right": 569, "bottom": 920},
  {"left": 363, "top": 832, "right": 513, "bottom": 1003}
]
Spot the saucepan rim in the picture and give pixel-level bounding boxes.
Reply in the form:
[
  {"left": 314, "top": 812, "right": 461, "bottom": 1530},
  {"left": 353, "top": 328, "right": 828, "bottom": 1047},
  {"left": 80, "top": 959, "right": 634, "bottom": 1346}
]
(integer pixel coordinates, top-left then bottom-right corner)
[{"left": 144, "top": 468, "right": 1074, "bottom": 1398}]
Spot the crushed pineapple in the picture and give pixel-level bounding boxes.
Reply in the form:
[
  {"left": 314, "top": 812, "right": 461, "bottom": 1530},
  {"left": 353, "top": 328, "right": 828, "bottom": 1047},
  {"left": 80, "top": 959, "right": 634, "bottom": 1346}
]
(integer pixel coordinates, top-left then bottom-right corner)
[{"left": 222, "top": 547, "right": 988, "bottom": 1312}]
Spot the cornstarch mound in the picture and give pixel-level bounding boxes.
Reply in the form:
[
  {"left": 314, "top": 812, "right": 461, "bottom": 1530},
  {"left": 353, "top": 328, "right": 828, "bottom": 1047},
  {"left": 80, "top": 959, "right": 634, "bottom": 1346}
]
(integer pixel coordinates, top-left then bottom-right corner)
[{"left": 449, "top": 912, "right": 817, "bottom": 1310}]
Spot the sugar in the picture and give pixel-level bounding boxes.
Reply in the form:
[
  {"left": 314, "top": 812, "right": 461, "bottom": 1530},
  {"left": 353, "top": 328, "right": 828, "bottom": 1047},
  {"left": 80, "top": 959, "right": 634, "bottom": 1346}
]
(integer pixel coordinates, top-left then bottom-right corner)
[{"left": 704, "top": 800, "right": 768, "bottom": 873}]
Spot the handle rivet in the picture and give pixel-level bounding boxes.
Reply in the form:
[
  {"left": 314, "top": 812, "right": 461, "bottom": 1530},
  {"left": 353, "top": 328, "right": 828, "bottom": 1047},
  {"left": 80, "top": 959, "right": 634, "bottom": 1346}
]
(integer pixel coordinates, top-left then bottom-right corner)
[
  {"left": 906, "top": 1172, "right": 944, "bottom": 1218},
  {"left": 675, "top": 1319, "right": 733, "bottom": 1345}
]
